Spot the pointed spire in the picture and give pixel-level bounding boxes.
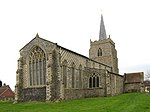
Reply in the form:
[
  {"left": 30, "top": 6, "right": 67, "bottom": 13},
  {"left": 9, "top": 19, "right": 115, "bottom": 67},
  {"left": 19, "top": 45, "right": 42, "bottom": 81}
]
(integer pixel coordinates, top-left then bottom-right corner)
[
  {"left": 99, "top": 14, "right": 107, "bottom": 40},
  {"left": 36, "top": 33, "right": 39, "bottom": 38}
]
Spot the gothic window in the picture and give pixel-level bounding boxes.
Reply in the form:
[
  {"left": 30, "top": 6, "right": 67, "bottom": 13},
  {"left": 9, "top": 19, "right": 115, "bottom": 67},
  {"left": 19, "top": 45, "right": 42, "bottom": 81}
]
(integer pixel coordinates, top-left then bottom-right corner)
[
  {"left": 89, "top": 74, "right": 100, "bottom": 88},
  {"left": 39, "top": 59, "right": 42, "bottom": 85},
  {"left": 29, "top": 61, "right": 32, "bottom": 86},
  {"left": 72, "top": 67, "right": 75, "bottom": 88},
  {"left": 33, "top": 60, "right": 35, "bottom": 85},
  {"left": 93, "top": 77, "right": 96, "bottom": 87},
  {"left": 96, "top": 76, "right": 99, "bottom": 87},
  {"left": 89, "top": 77, "right": 92, "bottom": 88},
  {"left": 43, "top": 59, "right": 46, "bottom": 85},
  {"left": 71, "top": 63, "right": 75, "bottom": 88},
  {"left": 62, "top": 60, "right": 67, "bottom": 88},
  {"left": 28, "top": 46, "right": 46, "bottom": 86},
  {"left": 98, "top": 48, "right": 102, "bottom": 56},
  {"left": 79, "top": 65, "right": 82, "bottom": 88},
  {"left": 36, "top": 59, "right": 39, "bottom": 85}
]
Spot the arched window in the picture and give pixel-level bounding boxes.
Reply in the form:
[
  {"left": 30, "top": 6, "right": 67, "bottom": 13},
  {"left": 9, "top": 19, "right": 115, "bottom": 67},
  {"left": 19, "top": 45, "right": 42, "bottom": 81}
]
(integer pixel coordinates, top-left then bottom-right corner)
[
  {"left": 43, "top": 59, "right": 46, "bottom": 85},
  {"left": 62, "top": 60, "right": 67, "bottom": 88},
  {"left": 39, "top": 59, "right": 42, "bottom": 85},
  {"left": 71, "top": 63, "right": 75, "bottom": 88},
  {"left": 96, "top": 76, "right": 99, "bottom": 87},
  {"left": 93, "top": 77, "right": 96, "bottom": 87},
  {"left": 98, "top": 48, "right": 102, "bottom": 56},
  {"left": 33, "top": 60, "right": 35, "bottom": 85},
  {"left": 28, "top": 46, "right": 46, "bottom": 86},
  {"left": 89, "top": 77, "right": 92, "bottom": 88},
  {"left": 79, "top": 65, "right": 82, "bottom": 88},
  {"left": 89, "top": 74, "right": 100, "bottom": 88},
  {"left": 36, "top": 59, "right": 39, "bottom": 85},
  {"left": 29, "top": 61, "right": 32, "bottom": 85}
]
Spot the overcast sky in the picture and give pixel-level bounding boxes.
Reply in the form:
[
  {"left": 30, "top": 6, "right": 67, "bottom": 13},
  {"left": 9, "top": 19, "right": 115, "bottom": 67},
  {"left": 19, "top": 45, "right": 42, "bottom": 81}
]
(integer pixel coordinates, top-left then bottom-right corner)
[{"left": 0, "top": 0, "right": 150, "bottom": 90}]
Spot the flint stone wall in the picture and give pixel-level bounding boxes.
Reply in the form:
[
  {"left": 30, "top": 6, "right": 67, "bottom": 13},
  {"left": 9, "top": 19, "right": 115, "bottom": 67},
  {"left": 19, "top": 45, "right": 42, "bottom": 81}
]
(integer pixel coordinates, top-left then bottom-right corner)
[
  {"left": 22, "top": 87, "right": 46, "bottom": 101},
  {"left": 64, "top": 88, "right": 104, "bottom": 100}
]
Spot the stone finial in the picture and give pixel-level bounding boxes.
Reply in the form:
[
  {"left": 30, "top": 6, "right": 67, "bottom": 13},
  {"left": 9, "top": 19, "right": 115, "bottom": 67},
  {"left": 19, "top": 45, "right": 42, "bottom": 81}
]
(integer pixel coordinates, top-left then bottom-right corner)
[{"left": 36, "top": 33, "right": 39, "bottom": 38}]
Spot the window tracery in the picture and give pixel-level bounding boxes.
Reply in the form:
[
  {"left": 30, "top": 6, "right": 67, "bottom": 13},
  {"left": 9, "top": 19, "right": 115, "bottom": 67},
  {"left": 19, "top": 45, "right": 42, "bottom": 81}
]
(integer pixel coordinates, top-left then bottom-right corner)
[
  {"left": 28, "top": 46, "right": 46, "bottom": 86},
  {"left": 89, "top": 73, "right": 100, "bottom": 88}
]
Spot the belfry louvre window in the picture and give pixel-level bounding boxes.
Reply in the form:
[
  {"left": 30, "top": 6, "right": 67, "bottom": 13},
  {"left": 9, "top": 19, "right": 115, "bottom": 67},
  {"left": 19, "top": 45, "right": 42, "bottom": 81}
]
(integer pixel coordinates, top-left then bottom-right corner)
[
  {"left": 98, "top": 48, "right": 102, "bottom": 56},
  {"left": 28, "top": 46, "right": 46, "bottom": 86}
]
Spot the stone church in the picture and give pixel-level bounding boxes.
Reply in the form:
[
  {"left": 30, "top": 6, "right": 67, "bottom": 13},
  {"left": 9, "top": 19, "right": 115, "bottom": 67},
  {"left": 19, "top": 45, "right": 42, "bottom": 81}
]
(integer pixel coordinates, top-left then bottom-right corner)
[{"left": 15, "top": 15, "right": 124, "bottom": 102}]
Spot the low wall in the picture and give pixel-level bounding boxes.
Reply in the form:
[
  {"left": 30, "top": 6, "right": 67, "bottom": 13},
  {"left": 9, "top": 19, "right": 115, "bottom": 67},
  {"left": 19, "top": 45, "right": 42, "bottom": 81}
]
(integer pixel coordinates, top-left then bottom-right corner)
[
  {"left": 124, "top": 83, "right": 144, "bottom": 93},
  {"left": 64, "top": 88, "right": 104, "bottom": 100}
]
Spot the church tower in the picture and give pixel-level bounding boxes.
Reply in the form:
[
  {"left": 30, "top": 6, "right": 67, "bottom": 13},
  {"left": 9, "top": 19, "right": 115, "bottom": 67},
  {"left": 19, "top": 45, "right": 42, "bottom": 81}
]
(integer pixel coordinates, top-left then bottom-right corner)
[{"left": 89, "top": 14, "right": 119, "bottom": 73}]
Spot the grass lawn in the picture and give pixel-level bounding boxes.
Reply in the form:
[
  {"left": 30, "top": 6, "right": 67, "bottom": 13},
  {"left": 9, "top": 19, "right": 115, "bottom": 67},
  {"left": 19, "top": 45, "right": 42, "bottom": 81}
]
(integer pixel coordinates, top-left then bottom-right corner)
[{"left": 0, "top": 93, "right": 150, "bottom": 112}]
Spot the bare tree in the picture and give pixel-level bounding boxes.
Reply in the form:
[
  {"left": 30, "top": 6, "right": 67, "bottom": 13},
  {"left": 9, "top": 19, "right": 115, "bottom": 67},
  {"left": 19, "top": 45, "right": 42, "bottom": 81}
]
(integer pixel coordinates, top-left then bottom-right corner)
[{"left": 145, "top": 70, "right": 150, "bottom": 80}]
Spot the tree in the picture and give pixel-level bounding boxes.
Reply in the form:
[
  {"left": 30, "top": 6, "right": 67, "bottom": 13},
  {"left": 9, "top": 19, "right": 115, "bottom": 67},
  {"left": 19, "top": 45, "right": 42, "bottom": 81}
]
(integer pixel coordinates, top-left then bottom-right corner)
[{"left": 145, "top": 70, "right": 150, "bottom": 80}]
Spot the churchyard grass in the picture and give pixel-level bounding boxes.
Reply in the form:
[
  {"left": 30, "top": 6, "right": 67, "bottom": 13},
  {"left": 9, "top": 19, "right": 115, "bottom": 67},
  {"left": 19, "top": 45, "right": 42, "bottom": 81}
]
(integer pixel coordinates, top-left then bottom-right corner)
[{"left": 0, "top": 93, "right": 150, "bottom": 112}]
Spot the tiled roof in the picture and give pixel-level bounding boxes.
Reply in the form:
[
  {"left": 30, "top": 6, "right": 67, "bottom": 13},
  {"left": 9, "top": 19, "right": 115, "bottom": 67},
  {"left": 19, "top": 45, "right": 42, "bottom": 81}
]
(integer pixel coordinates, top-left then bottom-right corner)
[{"left": 0, "top": 85, "right": 9, "bottom": 96}]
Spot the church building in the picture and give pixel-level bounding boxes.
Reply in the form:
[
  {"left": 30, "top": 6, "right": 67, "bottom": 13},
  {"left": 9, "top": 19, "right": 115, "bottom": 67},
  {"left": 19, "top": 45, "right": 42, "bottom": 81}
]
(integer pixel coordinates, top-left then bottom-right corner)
[{"left": 15, "top": 15, "right": 124, "bottom": 102}]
